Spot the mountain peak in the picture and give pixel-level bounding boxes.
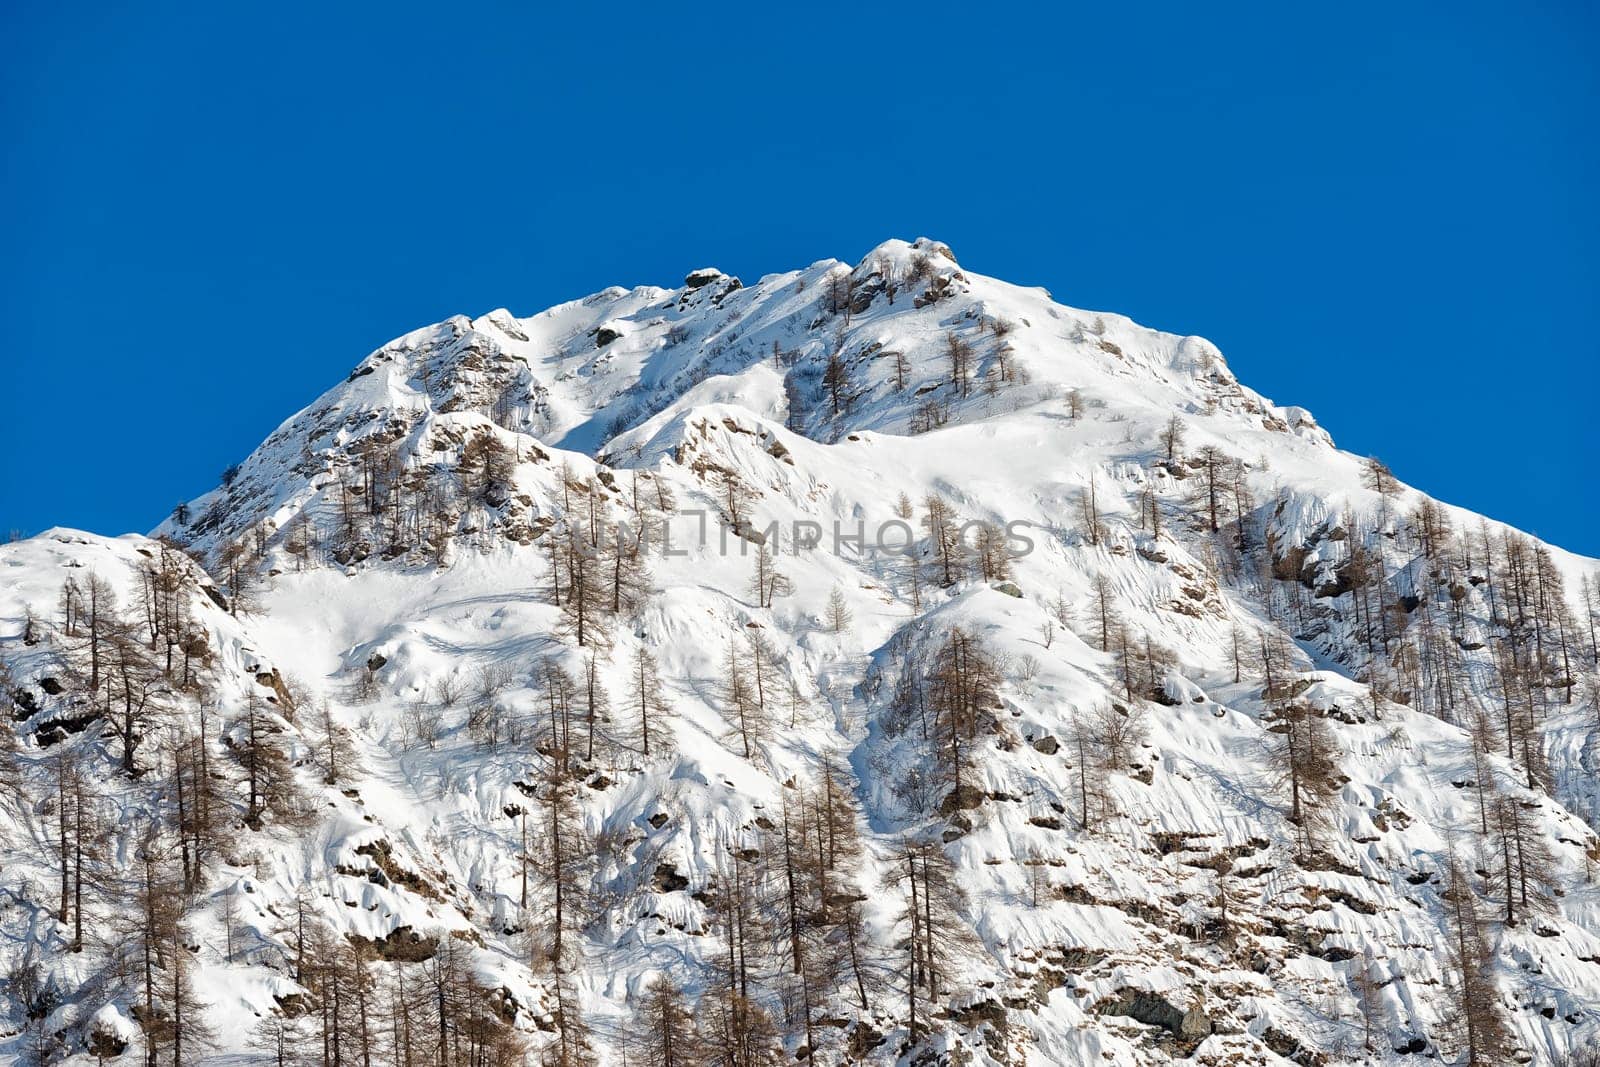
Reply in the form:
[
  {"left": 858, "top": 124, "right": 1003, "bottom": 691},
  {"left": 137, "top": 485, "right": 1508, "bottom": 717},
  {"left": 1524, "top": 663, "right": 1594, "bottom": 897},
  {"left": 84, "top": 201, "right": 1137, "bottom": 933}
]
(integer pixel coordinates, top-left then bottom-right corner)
[
  {"left": 161, "top": 241, "right": 1334, "bottom": 562},
  {"left": 6, "top": 241, "right": 1595, "bottom": 1066}
]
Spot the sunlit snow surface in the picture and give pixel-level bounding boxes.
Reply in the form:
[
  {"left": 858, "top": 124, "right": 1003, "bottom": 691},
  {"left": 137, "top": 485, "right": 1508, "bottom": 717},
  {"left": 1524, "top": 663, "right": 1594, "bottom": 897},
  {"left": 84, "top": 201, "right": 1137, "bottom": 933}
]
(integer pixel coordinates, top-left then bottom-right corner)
[{"left": 2, "top": 238, "right": 1597, "bottom": 1064}]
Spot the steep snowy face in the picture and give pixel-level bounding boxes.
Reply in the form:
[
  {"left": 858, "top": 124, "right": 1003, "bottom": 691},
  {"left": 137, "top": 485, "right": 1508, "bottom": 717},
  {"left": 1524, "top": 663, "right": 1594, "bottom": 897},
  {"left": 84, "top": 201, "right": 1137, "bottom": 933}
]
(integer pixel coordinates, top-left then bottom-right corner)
[{"left": 4, "top": 239, "right": 1600, "bottom": 1067}]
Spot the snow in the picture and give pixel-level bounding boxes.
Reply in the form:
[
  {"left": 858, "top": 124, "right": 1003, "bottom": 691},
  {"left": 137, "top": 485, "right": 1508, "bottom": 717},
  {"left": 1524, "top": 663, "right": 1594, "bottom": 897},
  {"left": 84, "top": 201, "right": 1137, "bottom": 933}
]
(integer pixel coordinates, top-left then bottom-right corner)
[{"left": 2, "top": 237, "right": 1598, "bottom": 1064}]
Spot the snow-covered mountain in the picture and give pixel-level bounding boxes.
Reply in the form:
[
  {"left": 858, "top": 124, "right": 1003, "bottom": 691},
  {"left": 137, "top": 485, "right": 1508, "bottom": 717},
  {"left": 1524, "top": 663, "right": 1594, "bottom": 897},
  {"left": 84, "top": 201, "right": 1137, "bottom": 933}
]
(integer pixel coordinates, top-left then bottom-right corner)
[{"left": 3, "top": 238, "right": 1598, "bottom": 1066}]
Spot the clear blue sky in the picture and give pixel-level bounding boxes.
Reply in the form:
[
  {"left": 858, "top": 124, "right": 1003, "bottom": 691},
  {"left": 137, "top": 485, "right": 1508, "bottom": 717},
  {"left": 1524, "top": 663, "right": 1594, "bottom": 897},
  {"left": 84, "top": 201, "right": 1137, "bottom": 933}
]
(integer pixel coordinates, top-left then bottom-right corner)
[{"left": 3, "top": 2, "right": 1596, "bottom": 553}]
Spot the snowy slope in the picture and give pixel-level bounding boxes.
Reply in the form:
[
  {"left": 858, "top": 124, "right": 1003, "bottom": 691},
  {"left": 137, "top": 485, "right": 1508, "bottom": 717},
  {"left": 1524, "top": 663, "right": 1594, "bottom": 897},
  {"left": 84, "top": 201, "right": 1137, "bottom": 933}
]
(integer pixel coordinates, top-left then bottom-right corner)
[{"left": 3, "top": 238, "right": 1599, "bottom": 1066}]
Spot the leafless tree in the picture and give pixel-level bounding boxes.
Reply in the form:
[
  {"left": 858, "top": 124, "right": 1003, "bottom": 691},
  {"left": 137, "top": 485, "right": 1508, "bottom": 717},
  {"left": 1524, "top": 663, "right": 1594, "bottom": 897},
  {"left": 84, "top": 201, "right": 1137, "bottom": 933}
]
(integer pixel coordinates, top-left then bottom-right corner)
[
  {"left": 825, "top": 587, "right": 853, "bottom": 634},
  {"left": 1438, "top": 846, "right": 1514, "bottom": 1065},
  {"left": 1159, "top": 415, "right": 1186, "bottom": 466}
]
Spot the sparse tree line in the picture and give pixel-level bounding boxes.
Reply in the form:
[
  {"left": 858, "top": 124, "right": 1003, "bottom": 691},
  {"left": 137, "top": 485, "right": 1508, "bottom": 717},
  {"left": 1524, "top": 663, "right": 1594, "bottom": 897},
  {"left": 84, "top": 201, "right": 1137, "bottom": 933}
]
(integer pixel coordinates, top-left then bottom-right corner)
[
  {"left": 872, "top": 607, "right": 1163, "bottom": 839},
  {"left": 255, "top": 929, "right": 527, "bottom": 1067},
  {"left": 1197, "top": 453, "right": 1595, "bottom": 1063},
  {"left": 419, "top": 663, "right": 921, "bottom": 1067},
  {"left": 544, "top": 462, "right": 661, "bottom": 651},
  {"left": 867, "top": 491, "right": 1017, "bottom": 614},
  {"left": 189, "top": 424, "right": 547, "bottom": 574},
  {"left": 1073, "top": 417, "right": 1258, "bottom": 556},
  {"left": 1252, "top": 483, "right": 1597, "bottom": 807},
  {"left": 612, "top": 755, "right": 962, "bottom": 1067},
  {"left": 861, "top": 431, "right": 1599, "bottom": 1067},
  {"left": 1100, "top": 419, "right": 1598, "bottom": 850},
  {"left": 470, "top": 645, "right": 964, "bottom": 1067},
  {"left": 0, "top": 562, "right": 577, "bottom": 1064},
  {"left": 0, "top": 560, "right": 337, "bottom": 1063}
]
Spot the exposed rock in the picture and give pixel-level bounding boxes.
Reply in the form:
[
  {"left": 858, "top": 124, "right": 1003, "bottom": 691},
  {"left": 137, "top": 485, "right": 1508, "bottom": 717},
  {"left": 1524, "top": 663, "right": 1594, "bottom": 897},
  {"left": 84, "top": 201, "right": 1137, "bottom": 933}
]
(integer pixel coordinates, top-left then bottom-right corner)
[
  {"left": 653, "top": 861, "right": 689, "bottom": 893},
  {"left": 943, "top": 810, "right": 975, "bottom": 842},
  {"left": 1096, "top": 987, "right": 1213, "bottom": 1041},
  {"left": 939, "top": 783, "right": 985, "bottom": 815},
  {"left": 354, "top": 840, "right": 439, "bottom": 900},
  {"left": 349, "top": 925, "right": 439, "bottom": 963},
  {"left": 85, "top": 1019, "right": 129, "bottom": 1059}
]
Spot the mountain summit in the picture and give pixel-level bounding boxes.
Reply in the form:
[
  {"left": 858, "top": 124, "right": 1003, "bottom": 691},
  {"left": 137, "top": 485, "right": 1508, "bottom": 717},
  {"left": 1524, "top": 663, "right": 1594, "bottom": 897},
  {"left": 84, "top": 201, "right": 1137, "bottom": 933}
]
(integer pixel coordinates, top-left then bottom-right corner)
[{"left": 3, "top": 240, "right": 1598, "bottom": 1066}]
